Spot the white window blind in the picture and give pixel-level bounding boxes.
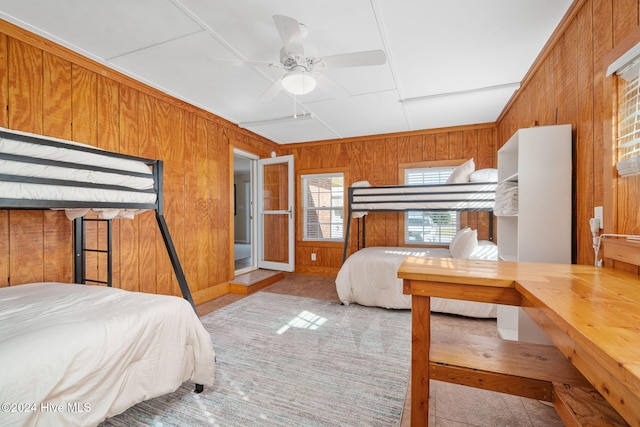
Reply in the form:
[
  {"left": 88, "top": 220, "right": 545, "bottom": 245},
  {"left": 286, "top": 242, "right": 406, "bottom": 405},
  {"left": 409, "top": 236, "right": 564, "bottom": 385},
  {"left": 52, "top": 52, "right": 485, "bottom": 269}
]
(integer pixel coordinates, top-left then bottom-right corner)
[
  {"left": 610, "top": 42, "right": 640, "bottom": 177},
  {"left": 405, "top": 167, "right": 452, "bottom": 185},
  {"left": 302, "top": 173, "right": 344, "bottom": 241},
  {"left": 404, "top": 166, "right": 459, "bottom": 245}
]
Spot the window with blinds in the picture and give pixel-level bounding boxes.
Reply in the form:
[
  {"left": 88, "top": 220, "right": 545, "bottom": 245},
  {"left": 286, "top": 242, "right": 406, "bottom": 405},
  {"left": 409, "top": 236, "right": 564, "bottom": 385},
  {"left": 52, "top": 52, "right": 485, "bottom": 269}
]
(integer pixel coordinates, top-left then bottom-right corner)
[
  {"left": 608, "top": 42, "right": 640, "bottom": 177},
  {"left": 404, "top": 166, "right": 459, "bottom": 245},
  {"left": 302, "top": 173, "right": 344, "bottom": 241}
]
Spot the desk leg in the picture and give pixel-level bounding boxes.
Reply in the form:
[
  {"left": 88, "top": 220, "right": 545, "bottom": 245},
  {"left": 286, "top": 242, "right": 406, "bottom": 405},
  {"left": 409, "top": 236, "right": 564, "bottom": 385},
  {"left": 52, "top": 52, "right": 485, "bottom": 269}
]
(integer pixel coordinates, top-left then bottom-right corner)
[{"left": 411, "top": 294, "right": 431, "bottom": 426}]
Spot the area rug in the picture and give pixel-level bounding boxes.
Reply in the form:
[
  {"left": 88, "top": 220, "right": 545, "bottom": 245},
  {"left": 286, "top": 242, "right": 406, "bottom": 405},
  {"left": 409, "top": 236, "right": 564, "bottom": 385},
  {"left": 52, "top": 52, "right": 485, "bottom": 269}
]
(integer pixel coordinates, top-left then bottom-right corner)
[{"left": 102, "top": 292, "right": 411, "bottom": 426}]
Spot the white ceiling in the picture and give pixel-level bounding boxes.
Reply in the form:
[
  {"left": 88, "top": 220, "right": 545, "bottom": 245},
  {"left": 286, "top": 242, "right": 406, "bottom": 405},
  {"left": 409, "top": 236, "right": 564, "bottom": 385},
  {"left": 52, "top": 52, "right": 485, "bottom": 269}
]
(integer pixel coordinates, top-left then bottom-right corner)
[{"left": 0, "top": 0, "right": 572, "bottom": 145}]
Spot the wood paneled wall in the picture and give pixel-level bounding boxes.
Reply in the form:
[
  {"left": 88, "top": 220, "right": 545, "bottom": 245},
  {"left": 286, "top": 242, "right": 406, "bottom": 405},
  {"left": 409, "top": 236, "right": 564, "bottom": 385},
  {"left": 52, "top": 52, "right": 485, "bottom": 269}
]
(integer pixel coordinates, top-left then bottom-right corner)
[
  {"left": 0, "top": 20, "right": 279, "bottom": 301},
  {"left": 285, "top": 0, "right": 640, "bottom": 274},
  {"left": 497, "top": 0, "right": 640, "bottom": 270},
  {"left": 280, "top": 125, "right": 497, "bottom": 276},
  {"left": 3, "top": 0, "right": 639, "bottom": 285}
]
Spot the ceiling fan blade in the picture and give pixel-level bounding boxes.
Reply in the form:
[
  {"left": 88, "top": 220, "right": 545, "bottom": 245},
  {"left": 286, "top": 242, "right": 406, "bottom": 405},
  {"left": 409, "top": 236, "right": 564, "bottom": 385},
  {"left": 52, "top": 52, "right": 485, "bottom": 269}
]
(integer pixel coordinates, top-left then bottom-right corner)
[
  {"left": 319, "top": 50, "right": 387, "bottom": 69},
  {"left": 273, "top": 15, "right": 305, "bottom": 58},
  {"left": 259, "top": 77, "right": 284, "bottom": 101}
]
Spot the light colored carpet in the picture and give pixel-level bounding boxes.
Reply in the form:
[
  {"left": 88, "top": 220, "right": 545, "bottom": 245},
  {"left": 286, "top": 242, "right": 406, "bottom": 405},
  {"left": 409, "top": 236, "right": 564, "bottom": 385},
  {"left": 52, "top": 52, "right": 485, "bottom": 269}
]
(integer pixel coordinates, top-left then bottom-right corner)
[{"left": 102, "top": 292, "right": 411, "bottom": 426}]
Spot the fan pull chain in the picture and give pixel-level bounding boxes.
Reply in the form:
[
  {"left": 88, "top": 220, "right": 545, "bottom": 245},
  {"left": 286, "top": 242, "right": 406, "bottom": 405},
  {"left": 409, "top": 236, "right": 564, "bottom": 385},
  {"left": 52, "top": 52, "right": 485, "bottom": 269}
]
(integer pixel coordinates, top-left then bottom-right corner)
[{"left": 293, "top": 94, "right": 308, "bottom": 120}]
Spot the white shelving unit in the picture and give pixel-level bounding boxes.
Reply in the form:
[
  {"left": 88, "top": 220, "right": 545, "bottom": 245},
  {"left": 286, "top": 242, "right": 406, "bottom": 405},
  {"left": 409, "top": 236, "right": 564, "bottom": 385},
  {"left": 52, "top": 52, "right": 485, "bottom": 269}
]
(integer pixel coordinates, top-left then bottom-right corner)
[{"left": 496, "top": 124, "right": 572, "bottom": 343}]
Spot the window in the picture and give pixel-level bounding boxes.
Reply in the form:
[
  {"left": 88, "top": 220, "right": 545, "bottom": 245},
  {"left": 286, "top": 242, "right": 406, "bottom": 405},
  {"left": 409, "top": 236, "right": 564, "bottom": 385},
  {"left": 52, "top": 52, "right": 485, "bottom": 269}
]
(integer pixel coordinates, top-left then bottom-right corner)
[
  {"left": 403, "top": 166, "right": 459, "bottom": 245},
  {"left": 302, "top": 173, "right": 344, "bottom": 241},
  {"left": 608, "top": 43, "right": 640, "bottom": 177},
  {"left": 615, "top": 66, "right": 640, "bottom": 177}
]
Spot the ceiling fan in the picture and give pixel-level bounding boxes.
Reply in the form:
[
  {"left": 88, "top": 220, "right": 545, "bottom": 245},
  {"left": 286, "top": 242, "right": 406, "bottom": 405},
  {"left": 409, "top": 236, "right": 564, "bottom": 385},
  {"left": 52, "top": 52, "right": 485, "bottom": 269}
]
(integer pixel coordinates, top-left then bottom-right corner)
[{"left": 227, "top": 15, "right": 387, "bottom": 99}]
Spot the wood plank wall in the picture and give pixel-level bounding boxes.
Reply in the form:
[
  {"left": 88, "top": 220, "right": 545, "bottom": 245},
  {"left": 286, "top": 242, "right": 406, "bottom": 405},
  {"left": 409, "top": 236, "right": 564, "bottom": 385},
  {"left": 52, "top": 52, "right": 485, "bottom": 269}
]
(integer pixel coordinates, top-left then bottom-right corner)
[
  {"left": 497, "top": 0, "right": 640, "bottom": 272},
  {"left": 2, "top": 0, "right": 640, "bottom": 285},
  {"left": 279, "top": 125, "right": 497, "bottom": 276},
  {"left": 0, "top": 20, "right": 279, "bottom": 302},
  {"left": 283, "top": 0, "right": 640, "bottom": 275}
]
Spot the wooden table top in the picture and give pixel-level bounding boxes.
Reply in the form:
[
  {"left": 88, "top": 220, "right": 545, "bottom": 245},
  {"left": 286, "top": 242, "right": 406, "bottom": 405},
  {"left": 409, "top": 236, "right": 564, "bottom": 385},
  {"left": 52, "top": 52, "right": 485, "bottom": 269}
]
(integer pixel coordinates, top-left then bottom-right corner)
[
  {"left": 398, "top": 257, "right": 640, "bottom": 425},
  {"left": 398, "top": 256, "right": 597, "bottom": 286}
]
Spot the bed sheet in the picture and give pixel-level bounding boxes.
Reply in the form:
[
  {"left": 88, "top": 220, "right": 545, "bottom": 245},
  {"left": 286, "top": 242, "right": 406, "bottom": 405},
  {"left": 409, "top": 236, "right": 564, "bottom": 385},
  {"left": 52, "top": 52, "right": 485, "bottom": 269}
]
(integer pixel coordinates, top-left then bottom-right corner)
[
  {"left": 336, "top": 244, "right": 498, "bottom": 317},
  {"left": 0, "top": 283, "right": 215, "bottom": 427}
]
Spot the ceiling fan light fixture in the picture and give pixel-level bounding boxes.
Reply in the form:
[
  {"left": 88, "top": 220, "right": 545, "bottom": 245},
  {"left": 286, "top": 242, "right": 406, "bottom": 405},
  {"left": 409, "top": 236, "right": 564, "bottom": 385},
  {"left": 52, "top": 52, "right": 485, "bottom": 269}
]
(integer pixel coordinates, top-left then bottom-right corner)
[{"left": 281, "top": 70, "right": 316, "bottom": 95}]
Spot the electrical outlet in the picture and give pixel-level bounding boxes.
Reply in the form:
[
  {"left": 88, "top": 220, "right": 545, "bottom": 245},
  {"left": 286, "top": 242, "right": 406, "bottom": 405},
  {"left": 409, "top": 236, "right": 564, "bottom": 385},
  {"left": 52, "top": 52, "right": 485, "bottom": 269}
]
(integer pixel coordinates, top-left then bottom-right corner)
[
  {"left": 594, "top": 206, "right": 603, "bottom": 229},
  {"left": 311, "top": 253, "right": 316, "bottom": 261}
]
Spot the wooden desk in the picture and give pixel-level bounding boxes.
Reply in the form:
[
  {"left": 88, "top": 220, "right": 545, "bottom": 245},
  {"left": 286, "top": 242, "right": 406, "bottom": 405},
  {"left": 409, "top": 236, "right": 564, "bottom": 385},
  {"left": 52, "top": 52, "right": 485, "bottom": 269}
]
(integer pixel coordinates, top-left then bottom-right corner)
[{"left": 398, "top": 257, "right": 640, "bottom": 426}]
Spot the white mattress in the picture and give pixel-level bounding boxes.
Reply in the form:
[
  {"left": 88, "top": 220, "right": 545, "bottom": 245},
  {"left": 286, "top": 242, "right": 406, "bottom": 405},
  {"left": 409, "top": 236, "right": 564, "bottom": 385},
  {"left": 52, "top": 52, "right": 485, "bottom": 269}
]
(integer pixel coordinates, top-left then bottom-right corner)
[
  {"left": 0, "top": 283, "right": 215, "bottom": 427},
  {"left": 350, "top": 182, "right": 496, "bottom": 212},
  {"left": 336, "top": 243, "right": 498, "bottom": 317},
  {"left": 0, "top": 127, "right": 157, "bottom": 216},
  {"left": 0, "top": 181, "right": 156, "bottom": 204}
]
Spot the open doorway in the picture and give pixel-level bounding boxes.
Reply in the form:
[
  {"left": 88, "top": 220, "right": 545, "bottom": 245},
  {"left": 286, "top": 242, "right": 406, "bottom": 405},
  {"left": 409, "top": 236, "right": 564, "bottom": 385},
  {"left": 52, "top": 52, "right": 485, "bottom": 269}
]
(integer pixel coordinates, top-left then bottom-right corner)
[{"left": 233, "top": 149, "right": 257, "bottom": 274}]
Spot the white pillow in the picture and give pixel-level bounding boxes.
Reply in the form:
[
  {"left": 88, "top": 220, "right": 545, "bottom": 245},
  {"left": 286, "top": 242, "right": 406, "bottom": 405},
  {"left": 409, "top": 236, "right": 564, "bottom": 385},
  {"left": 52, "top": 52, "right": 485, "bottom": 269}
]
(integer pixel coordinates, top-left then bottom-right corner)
[
  {"left": 470, "top": 168, "right": 498, "bottom": 183},
  {"left": 449, "top": 227, "right": 470, "bottom": 250},
  {"left": 446, "top": 158, "right": 475, "bottom": 183},
  {"left": 449, "top": 228, "right": 478, "bottom": 259}
]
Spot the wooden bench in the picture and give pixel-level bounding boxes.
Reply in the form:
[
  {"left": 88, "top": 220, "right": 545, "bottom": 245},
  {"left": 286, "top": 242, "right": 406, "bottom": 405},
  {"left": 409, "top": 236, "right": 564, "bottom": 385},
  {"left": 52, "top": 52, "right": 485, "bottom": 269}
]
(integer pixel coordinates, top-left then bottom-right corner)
[{"left": 430, "top": 331, "right": 629, "bottom": 426}]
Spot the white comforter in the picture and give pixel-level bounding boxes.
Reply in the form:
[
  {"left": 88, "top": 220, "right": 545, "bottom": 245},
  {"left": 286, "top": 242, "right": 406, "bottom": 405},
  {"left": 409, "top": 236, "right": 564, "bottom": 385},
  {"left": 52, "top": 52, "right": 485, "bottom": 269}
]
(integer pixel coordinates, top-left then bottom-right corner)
[
  {"left": 0, "top": 283, "right": 215, "bottom": 427},
  {"left": 336, "top": 244, "right": 498, "bottom": 317}
]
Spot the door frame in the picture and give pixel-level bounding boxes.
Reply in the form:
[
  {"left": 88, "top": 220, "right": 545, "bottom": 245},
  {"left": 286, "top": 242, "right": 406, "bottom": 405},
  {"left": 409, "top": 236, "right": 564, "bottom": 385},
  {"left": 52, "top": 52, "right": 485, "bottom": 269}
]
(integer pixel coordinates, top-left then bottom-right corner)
[
  {"left": 232, "top": 148, "right": 258, "bottom": 276},
  {"left": 257, "top": 154, "right": 295, "bottom": 272}
]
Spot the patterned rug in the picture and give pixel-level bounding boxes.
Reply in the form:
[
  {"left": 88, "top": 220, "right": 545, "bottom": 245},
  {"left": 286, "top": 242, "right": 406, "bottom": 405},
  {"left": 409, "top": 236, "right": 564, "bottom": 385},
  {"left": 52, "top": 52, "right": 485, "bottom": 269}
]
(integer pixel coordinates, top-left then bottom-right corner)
[{"left": 102, "top": 292, "right": 411, "bottom": 426}]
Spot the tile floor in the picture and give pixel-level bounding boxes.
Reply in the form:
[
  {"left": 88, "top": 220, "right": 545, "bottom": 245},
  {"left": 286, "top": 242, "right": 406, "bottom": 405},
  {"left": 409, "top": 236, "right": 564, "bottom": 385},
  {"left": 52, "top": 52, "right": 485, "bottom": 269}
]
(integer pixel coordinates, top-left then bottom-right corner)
[{"left": 198, "top": 273, "right": 564, "bottom": 427}]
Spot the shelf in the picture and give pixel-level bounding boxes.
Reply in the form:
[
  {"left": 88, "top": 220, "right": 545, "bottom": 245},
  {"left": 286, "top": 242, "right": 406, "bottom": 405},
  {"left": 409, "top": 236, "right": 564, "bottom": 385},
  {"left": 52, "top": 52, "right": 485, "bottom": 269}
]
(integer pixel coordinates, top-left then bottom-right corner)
[
  {"left": 602, "top": 238, "right": 640, "bottom": 266},
  {"left": 496, "top": 124, "right": 572, "bottom": 345}
]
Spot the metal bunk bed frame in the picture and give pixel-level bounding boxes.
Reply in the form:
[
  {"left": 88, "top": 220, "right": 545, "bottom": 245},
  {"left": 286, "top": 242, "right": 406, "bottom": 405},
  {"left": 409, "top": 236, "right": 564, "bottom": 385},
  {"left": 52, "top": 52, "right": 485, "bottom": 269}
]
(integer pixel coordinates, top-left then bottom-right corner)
[
  {"left": 0, "top": 128, "right": 196, "bottom": 312},
  {"left": 342, "top": 183, "right": 496, "bottom": 262}
]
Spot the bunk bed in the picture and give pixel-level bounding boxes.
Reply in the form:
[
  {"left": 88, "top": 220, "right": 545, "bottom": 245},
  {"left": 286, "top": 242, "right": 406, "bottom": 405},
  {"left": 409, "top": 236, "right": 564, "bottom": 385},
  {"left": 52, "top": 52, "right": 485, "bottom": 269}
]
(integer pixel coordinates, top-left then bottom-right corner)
[
  {"left": 0, "top": 127, "right": 215, "bottom": 426},
  {"left": 338, "top": 175, "right": 498, "bottom": 316}
]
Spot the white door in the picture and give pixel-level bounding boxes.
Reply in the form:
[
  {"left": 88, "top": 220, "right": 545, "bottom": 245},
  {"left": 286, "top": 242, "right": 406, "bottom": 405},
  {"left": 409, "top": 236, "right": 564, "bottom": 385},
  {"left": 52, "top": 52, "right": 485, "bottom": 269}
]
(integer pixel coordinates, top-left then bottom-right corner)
[{"left": 257, "top": 155, "right": 294, "bottom": 272}]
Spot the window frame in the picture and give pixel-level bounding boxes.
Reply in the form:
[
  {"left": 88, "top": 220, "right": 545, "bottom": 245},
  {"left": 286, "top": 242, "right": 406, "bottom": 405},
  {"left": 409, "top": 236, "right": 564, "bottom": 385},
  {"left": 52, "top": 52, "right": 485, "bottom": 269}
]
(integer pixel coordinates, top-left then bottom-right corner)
[
  {"left": 614, "top": 64, "right": 640, "bottom": 177},
  {"left": 398, "top": 160, "right": 466, "bottom": 246},
  {"left": 607, "top": 39, "right": 640, "bottom": 178},
  {"left": 300, "top": 171, "right": 346, "bottom": 242}
]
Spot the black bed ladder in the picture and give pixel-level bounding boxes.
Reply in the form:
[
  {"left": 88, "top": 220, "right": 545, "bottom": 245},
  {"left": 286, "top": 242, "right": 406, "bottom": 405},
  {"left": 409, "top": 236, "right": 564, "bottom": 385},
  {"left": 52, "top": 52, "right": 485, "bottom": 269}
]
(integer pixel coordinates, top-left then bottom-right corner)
[
  {"left": 73, "top": 217, "right": 112, "bottom": 287},
  {"left": 72, "top": 214, "right": 197, "bottom": 310}
]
